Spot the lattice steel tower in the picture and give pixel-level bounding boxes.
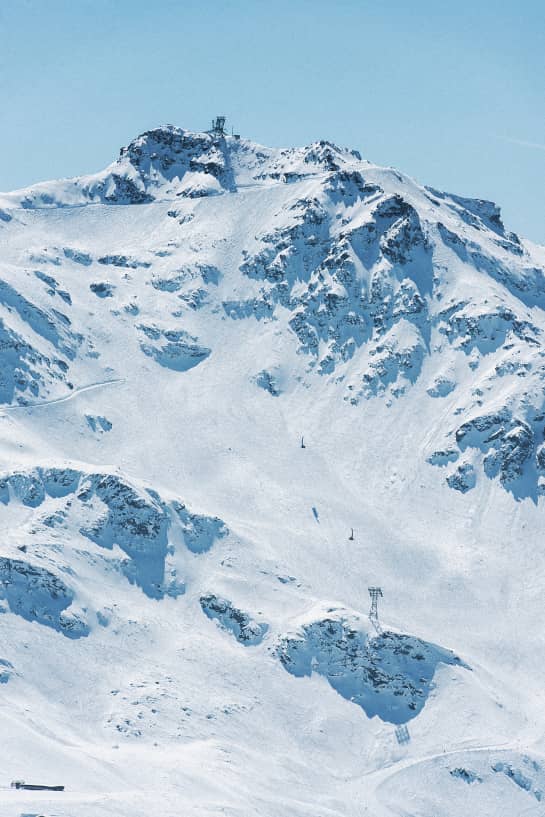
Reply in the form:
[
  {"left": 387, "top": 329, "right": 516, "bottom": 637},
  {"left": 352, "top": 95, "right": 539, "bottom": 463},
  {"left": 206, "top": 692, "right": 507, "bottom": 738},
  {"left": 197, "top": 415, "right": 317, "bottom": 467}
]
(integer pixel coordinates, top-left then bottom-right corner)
[
  {"left": 211, "top": 116, "right": 226, "bottom": 137},
  {"left": 368, "top": 586, "right": 383, "bottom": 634}
]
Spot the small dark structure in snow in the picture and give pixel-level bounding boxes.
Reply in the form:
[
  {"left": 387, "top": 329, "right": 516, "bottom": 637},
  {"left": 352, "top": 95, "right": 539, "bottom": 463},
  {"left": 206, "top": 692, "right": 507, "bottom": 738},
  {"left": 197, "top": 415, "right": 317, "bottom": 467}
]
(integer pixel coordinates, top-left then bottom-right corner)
[
  {"left": 368, "top": 586, "right": 383, "bottom": 634},
  {"left": 11, "top": 780, "right": 65, "bottom": 791},
  {"left": 210, "top": 116, "right": 226, "bottom": 138}
]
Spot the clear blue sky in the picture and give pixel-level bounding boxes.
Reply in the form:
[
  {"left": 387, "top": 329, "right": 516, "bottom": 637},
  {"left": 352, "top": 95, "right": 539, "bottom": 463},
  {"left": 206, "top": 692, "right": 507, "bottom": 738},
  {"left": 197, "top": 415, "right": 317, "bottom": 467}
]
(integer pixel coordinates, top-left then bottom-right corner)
[{"left": 1, "top": 0, "right": 544, "bottom": 242}]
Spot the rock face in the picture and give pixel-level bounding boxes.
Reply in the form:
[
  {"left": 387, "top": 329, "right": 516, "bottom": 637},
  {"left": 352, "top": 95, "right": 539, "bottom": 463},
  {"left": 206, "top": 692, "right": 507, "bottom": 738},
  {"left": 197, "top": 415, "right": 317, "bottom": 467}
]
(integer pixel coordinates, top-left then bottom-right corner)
[
  {"left": 237, "top": 186, "right": 431, "bottom": 387},
  {"left": 1, "top": 127, "right": 238, "bottom": 208},
  {"left": 0, "top": 556, "right": 89, "bottom": 638},
  {"left": 0, "top": 658, "right": 14, "bottom": 683},
  {"left": 0, "top": 467, "right": 229, "bottom": 602},
  {"left": 200, "top": 594, "right": 267, "bottom": 645},
  {"left": 446, "top": 462, "right": 477, "bottom": 493},
  {"left": 277, "top": 607, "right": 467, "bottom": 724},
  {"left": 2, "top": 124, "right": 545, "bottom": 498},
  {"left": 255, "top": 370, "right": 280, "bottom": 396},
  {"left": 138, "top": 326, "right": 211, "bottom": 371},
  {"left": 0, "top": 278, "right": 82, "bottom": 404}
]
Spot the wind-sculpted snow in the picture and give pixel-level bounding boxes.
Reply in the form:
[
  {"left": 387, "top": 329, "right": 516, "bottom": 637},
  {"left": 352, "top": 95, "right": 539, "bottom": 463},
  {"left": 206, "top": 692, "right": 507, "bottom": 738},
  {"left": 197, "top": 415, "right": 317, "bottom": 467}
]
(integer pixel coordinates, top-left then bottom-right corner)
[
  {"left": 277, "top": 607, "right": 467, "bottom": 724},
  {"left": 200, "top": 593, "right": 268, "bottom": 645},
  {"left": 429, "top": 188, "right": 513, "bottom": 237},
  {"left": 0, "top": 467, "right": 228, "bottom": 600}
]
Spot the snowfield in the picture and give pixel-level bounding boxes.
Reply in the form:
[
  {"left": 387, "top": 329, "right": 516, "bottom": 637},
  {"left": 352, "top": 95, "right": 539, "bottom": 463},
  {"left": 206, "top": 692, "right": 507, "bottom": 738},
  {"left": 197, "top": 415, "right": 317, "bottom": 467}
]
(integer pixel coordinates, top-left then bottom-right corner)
[{"left": 0, "top": 124, "right": 545, "bottom": 816}]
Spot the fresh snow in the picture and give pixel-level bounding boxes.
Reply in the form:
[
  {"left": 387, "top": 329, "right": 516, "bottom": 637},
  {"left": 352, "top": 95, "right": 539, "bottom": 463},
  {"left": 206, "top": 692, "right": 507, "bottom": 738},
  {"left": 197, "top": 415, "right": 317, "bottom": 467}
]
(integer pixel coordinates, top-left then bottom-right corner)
[{"left": 0, "top": 124, "right": 544, "bottom": 816}]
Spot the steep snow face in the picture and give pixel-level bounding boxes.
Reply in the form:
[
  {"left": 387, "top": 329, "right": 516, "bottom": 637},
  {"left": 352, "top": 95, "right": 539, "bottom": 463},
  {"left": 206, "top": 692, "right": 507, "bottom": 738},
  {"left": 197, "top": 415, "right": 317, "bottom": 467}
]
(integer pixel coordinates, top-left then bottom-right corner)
[{"left": 0, "top": 126, "right": 545, "bottom": 817}]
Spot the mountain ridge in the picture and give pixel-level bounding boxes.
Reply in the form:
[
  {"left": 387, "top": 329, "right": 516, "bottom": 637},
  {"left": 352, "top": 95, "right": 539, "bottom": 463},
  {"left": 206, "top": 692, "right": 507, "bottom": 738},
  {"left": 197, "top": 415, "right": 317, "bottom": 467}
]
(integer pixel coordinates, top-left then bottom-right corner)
[{"left": 0, "top": 124, "right": 544, "bottom": 817}]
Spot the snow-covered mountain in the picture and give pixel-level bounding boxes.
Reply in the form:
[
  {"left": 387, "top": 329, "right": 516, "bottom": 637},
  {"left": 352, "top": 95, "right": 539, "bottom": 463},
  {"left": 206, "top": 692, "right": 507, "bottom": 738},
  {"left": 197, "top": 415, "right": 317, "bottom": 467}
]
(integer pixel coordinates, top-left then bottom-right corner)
[{"left": 1, "top": 124, "right": 545, "bottom": 817}]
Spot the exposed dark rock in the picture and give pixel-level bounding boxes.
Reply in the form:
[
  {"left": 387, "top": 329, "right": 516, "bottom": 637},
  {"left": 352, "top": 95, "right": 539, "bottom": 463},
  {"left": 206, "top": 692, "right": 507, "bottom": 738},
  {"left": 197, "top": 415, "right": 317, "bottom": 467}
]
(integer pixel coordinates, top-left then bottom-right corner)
[
  {"left": 90, "top": 282, "right": 115, "bottom": 298},
  {"left": 200, "top": 594, "right": 267, "bottom": 645},
  {"left": 0, "top": 466, "right": 228, "bottom": 600},
  {"left": 255, "top": 370, "right": 280, "bottom": 396},
  {"left": 98, "top": 255, "right": 151, "bottom": 269},
  {"left": 446, "top": 462, "right": 476, "bottom": 493},
  {"left": 0, "top": 557, "right": 89, "bottom": 638},
  {"left": 450, "top": 767, "right": 482, "bottom": 784},
  {"left": 139, "top": 326, "right": 211, "bottom": 371},
  {"left": 277, "top": 609, "right": 467, "bottom": 724}
]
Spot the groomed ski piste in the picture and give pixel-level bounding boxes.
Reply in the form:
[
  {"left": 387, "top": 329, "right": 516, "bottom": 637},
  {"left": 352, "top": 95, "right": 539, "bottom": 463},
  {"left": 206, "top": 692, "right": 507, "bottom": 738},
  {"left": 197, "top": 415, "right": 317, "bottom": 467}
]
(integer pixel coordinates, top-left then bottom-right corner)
[{"left": 1, "top": 124, "right": 545, "bottom": 816}]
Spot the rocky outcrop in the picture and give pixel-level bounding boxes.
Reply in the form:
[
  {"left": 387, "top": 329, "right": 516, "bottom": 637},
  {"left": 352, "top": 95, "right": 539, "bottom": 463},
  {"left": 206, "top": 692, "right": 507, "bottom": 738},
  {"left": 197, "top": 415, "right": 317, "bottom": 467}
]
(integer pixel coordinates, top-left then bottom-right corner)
[
  {"left": 446, "top": 462, "right": 477, "bottom": 493},
  {"left": 0, "top": 658, "right": 13, "bottom": 683},
  {"left": 173, "top": 502, "right": 228, "bottom": 554},
  {"left": 0, "top": 467, "right": 228, "bottom": 600},
  {"left": 200, "top": 594, "right": 267, "bottom": 645},
  {"left": 0, "top": 276, "right": 84, "bottom": 404},
  {"left": 236, "top": 183, "right": 432, "bottom": 386},
  {"left": 138, "top": 325, "right": 211, "bottom": 371},
  {"left": 0, "top": 557, "right": 89, "bottom": 638},
  {"left": 90, "top": 281, "right": 115, "bottom": 298},
  {"left": 98, "top": 254, "right": 151, "bottom": 269},
  {"left": 277, "top": 607, "right": 467, "bottom": 724},
  {"left": 455, "top": 412, "right": 534, "bottom": 486},
  {"left": 255, "top": 370, "right": 280, "bottom": 396}
]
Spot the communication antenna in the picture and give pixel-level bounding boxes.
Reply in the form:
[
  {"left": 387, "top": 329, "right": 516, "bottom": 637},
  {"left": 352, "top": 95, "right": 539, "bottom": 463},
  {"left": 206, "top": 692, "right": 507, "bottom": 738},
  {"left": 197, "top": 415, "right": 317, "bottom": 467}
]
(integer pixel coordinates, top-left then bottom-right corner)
[
  {"left": 301, "top": 436, "right": 306, "bottom": 449},
  {"left": 210, "top": 115, "right": 226, "bottom": 138},
  {"left": 368, "top": 586, "right": 383, "bottom": 634},
  {"left": 349, "top": 528, "right": 354, "bottom": 541}
]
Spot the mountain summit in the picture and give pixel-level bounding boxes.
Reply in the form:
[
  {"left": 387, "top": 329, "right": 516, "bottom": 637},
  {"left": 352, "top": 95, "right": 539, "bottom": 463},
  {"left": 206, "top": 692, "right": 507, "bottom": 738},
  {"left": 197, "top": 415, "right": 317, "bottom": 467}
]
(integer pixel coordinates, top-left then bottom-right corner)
[{"left": 1, "top": 125, "right": 544, "bottom": 817}]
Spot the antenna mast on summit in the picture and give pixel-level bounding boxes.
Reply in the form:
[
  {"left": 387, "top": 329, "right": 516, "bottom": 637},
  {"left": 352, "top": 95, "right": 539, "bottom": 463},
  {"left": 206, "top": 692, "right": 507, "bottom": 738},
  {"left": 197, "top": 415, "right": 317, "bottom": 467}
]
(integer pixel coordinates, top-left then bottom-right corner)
[
  {"left": 368, "top": 586, "right": 383, "bottom": 634},
  {"left": 211, "top": 115, "right": 226, "bottom": 138}
]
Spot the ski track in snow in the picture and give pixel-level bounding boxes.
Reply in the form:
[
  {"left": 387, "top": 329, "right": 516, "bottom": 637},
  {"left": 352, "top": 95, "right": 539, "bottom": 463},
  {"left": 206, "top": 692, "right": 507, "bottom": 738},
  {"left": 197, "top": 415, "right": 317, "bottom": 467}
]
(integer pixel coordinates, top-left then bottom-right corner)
[{"left": 0, "top": 378, "right": 126, "bottom": 413}]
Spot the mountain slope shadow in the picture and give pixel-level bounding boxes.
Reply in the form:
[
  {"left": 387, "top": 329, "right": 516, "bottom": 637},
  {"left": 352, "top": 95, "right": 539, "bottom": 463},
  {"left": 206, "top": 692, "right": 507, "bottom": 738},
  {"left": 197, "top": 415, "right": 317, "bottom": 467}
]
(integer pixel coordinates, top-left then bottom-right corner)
[
  {"left": 0, "top": 467, "right": 228, "bottom": 601},
  {"left": 277, "top": 608, "right": 469, "bottom": 724}
]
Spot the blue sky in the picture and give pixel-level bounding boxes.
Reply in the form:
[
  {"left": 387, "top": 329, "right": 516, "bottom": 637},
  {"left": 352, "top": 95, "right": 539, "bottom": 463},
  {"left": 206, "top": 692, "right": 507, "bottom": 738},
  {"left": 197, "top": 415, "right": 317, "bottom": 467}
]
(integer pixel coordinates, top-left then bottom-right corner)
[{"left": 1, "top": 0, "right": 544, "bottom": 242}]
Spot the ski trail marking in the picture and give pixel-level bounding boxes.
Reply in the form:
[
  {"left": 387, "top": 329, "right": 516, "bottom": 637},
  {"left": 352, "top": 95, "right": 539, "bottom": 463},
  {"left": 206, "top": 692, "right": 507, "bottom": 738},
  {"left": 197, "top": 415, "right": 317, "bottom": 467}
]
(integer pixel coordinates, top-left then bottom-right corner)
[{"left": 0, "top": 378, "right": 126, "bottom": 413}]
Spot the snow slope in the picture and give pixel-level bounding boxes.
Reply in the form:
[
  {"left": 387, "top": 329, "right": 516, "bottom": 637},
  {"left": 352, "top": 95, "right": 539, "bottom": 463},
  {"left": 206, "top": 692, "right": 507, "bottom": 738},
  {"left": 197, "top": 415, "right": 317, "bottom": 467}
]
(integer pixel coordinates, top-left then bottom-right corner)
[{"left": 1, "top": 125, "right": 545, "bottom": 816}]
